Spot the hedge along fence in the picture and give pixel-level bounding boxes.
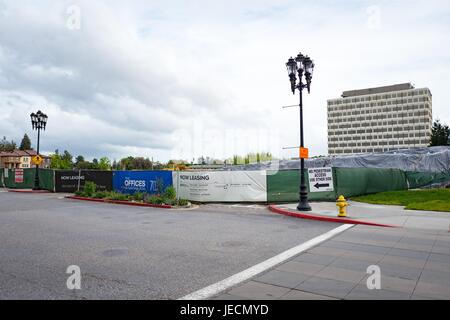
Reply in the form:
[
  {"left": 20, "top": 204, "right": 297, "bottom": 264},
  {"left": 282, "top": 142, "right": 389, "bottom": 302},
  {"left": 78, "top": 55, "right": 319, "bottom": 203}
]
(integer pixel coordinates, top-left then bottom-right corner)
[{"left": 2, "top": 168, "right": 55, "bottom": 191}]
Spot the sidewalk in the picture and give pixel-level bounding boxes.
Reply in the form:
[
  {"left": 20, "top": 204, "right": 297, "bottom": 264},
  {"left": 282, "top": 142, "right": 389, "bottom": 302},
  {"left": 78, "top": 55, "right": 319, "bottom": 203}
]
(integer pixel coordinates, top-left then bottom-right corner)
[
  {"left": 272, "top": 201, "right": 450, "bottom": 231},
  {"left": 212, "top": 224, "right": 450, "bottom": 300}
]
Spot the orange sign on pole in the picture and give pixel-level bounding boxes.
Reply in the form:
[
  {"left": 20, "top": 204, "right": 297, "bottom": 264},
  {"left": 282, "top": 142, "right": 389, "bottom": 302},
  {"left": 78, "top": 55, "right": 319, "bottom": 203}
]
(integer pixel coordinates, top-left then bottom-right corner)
[{"left": 299, "top": 147, "right": 309, "bottom": 159}]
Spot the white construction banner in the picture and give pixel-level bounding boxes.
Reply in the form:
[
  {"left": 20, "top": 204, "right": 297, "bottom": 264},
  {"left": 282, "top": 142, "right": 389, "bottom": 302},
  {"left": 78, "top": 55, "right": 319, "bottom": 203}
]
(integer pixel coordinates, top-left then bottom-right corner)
[{"left": 173, "top": 171, "right": 267, "bottom": 202}]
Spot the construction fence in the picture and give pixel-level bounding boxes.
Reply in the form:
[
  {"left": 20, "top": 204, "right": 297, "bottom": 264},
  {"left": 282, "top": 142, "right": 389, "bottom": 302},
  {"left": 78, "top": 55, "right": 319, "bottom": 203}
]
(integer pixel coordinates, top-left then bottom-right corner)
[{"left": 1, "top": 167, "right": 449, "bottom": 202}]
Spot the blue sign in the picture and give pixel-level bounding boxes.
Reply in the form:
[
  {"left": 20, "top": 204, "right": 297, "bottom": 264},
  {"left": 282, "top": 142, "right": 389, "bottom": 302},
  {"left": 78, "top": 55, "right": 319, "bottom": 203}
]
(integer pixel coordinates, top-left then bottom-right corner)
[{"left": 113, "top": 171, "right": 173, "bottom": 195}]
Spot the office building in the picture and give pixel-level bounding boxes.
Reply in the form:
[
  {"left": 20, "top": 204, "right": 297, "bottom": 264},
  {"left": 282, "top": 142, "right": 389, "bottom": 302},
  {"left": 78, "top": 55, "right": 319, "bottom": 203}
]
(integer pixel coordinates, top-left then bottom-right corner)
[{"left": 327, "top": 83, "right": 432, "bottom": 155}]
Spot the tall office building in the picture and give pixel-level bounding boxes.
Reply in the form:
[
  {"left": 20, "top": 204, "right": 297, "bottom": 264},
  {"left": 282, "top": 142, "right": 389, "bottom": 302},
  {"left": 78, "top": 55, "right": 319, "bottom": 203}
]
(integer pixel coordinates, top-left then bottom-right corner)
[{"left": 327, "top": 83, "right": 432, "bottom": 155}]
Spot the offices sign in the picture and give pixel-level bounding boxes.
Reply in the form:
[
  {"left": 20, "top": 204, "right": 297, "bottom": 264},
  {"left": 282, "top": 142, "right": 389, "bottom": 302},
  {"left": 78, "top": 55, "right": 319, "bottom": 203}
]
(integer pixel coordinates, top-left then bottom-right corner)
[{"left": 113, "top": 171, "right": 172, "bottom": 195}]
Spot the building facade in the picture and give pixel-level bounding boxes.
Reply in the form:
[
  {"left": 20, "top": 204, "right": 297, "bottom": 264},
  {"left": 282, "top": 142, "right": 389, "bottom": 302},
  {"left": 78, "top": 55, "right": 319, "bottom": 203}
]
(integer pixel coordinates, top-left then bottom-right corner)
[
  {"left": 0, "top": 150, "right": 51, "bottom": 169},
  {"left": 327, "top": 83, "right": 432, "bottom": 155}
]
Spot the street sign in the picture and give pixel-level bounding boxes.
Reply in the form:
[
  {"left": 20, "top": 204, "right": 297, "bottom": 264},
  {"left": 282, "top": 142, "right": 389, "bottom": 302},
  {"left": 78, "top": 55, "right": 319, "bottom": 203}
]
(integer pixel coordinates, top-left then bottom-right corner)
[
  {"left": 308, "top": 167, "right": 334, "bottom": 192},
  {"left": 15, "top": 169, "right": 24, "bottom": 183},
  {"left": 31, "top": 155, "right": 43, "bottom": 165},
  {"left": 299, "top": 147, "right": 309, "bottom": 159}
]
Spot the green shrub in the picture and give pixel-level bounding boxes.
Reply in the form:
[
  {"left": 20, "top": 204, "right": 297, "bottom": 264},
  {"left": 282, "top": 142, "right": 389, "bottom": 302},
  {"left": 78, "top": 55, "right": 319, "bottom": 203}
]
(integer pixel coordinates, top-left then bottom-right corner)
[
  {"left": 105, "top": 191, "right": 129, "bottom": 201},
  {"left": 146, "top": 195, "right": 164, "bottom": 205},
  {"left": 163, "top": 197, "right": 176, "bottom": 206},
  {"left": 83, "top": 181, "right": 97, "bottom": 197},
  {"left": 156, "top": 178, "right": 165, "bottom": 195},
  {"left": 92, "top": 191, "right": 108, "bottom": 199},
  {"left": 177, "top": 199, "right": 189, "bottom": 206},
  {"left": 132, "top": 192, "right": 144, "bottom": 201},
  {"left": 164, "top": 186, "right": 177, "bottom": 200},
  {"left": 74, "top": 190, "right": 85, "bottom": 197}
]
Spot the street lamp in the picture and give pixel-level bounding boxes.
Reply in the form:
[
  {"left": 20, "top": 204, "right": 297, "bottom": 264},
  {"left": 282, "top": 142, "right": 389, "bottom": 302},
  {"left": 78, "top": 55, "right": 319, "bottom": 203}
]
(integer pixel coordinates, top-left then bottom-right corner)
[
  {"left": 30, "top": 110, "right": 48, "bottom": 190},
  {"left": 286, "top": 52, "right": 315, "bottom": 211}
]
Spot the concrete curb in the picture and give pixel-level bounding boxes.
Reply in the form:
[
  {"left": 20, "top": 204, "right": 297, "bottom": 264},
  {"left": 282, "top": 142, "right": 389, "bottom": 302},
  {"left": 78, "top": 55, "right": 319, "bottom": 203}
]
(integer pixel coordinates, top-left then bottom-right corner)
[
  {"left": 269, "top": 204, "right": 398, "bottom": 228},
  {"left": 65, "top": 196, "right": 172, "bottom": 209}
]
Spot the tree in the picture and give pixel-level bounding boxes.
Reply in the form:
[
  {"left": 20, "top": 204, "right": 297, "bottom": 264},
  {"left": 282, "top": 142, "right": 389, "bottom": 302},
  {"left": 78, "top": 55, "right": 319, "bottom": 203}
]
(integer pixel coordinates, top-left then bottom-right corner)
[
  {"left": 61, "top": 150, "right": 73, "bottom": 165},
  {"left": 98, "top": 157, "right": 111, "bottom": 170},
  {"left": 19, "top": 134, "right": 32, "bottom": 150},
  {"left": 430, "top": 120, "right": 450, "bottom": 146},
  {"left": 50, "top": 153, "right": 72, "bottom": 169},
  {"left": 75, "top": 155, "right": 85, "bottom": 165},
  {"left": 0, "top": 136, "right": 17, "bottom": 152}
]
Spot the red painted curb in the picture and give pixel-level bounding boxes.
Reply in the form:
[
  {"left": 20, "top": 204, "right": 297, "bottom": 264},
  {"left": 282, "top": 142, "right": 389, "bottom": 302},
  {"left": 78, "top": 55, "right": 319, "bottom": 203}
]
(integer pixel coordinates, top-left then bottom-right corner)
[
  {"left": 7, "top": 189, "right": 51, "bottom": 193},
  {"left": 269, "top": 205, "right": 398, "bottom": 228},
  {"left": 65, "top": 196, "right": 172, "bottom": 209}
]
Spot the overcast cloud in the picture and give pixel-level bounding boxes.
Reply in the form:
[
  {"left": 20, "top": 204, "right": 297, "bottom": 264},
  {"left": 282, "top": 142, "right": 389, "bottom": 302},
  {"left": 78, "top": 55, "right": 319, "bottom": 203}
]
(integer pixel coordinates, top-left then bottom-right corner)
[{"left": 1, "top": 0, "right": 449, "bottom": 162}]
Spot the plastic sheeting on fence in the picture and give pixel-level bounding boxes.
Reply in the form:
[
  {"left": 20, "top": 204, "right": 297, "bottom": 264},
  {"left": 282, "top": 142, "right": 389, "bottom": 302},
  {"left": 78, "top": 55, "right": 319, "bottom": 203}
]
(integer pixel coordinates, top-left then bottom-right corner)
[
  {"left": 266, "top": 169, "right": 336, "bottom": 202},
  {"left": 55, "top": 170, "right": 113, "bottom": 193},
  {"left": 173, "top": 171, "right": 267, "bottom": 202},
  {"left": 113, "top": 171, "right": 172, "bottom": 195},
  {"left": 405, "top": 171, "right": 450, "bottom": 189},
  {"left": 220, "top": 146, "right": 450, "bottom": 173},
  {"left": 2, "top": 168, "right": 55, "bottom": 191},
  {"left": 334, "top": 168, "right": 407, "bottom": 197}
]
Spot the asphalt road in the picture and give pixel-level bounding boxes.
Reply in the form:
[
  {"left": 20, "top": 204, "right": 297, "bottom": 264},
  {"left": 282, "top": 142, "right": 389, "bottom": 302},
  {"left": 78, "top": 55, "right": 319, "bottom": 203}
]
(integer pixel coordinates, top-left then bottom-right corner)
[{"left": 0, "top": 191, "right": 340, "bottom": 299}]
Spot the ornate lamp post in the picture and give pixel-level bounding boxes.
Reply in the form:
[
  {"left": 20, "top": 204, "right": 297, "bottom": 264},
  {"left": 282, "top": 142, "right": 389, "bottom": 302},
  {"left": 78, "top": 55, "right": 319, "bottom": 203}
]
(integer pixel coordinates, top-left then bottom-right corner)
[
  {"left": 286, "top": 52, "right": 315, "bottom": 211},
  {"left": 30, "top": 110, "right": 48, "bottom": 190}
]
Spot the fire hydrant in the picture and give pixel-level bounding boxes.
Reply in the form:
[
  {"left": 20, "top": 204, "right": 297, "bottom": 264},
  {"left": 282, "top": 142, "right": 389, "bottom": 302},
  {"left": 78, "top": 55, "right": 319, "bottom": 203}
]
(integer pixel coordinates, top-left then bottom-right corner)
[{"left": 336, "top": 195, "right": 348, "bottom": 217}]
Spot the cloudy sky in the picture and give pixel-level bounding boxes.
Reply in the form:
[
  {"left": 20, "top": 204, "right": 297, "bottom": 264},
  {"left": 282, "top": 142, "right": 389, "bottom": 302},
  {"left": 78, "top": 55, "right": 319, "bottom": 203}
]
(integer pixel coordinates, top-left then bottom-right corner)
[{"left": 1, "top": 0, "right": 449, "bottom": 162}]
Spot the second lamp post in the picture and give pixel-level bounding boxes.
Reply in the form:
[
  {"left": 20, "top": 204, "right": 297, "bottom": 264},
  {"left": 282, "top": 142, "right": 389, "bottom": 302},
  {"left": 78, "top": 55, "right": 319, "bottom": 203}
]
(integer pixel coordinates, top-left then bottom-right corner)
[
  {"left": 30, "top": 110, "right": 48, "bottom": 190},
  {"left": 286, "top": 52, "right": 314, "bottom": 211}
]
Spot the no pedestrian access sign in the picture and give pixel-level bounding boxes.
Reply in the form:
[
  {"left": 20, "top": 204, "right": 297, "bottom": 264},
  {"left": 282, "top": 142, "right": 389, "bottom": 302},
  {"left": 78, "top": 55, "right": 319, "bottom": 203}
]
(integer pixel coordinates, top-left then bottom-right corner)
[
  {"left": 308, "top": 167, "right": 334, "bottom": 192},
  {"left": 15, "top": 168, "right": 24, "bottom": 184}
]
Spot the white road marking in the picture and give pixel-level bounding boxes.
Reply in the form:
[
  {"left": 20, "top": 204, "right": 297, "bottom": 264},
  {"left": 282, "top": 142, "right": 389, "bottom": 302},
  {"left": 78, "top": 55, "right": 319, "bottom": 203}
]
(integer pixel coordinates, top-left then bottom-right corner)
[{"left": 179, "top": 223, "right": 354, "bottom": 300}]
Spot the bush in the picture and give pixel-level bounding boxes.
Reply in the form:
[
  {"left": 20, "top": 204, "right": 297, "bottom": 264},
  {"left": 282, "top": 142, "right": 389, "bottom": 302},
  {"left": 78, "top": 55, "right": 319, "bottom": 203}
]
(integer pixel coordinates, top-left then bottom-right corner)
[
  {"left": 83, "top": 181, "right": 97, "bottom": 197},
  {"left": 164, "top": 186, "right": 177, "bottom": 200},
  {"left": 146, "top": 195, "right": 164, "bottom": 205},
  {"left": 156, "top": 178, "right": 165, "bottom": 195},
  {"left": 74, "top": 190, "right": 85, "bottom": 197},
  {"left": 132, "top": 192, "right": 144, "bottom": 201},
  {"left": 177, "top": 199, "right": 189, "bottom": 206},
  {"left": 163, "top": 197, "right": 176, "bottom": 206},
  {"left": 105, "top": 191, "right": 129, "bottom": 201},
  {"left": 92, "top": 191, "right": 108, "bottom": 199}
]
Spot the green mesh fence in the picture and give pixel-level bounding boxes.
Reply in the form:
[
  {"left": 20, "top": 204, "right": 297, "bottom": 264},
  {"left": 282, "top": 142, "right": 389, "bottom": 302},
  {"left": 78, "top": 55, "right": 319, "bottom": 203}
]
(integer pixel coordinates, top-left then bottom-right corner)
[
  {"left": 334, "top": 167, "right": 408, "bottom": 198},
  {"left": 405, "top": 171, "right": 450, "bottom": 189},
  {"left": 266, "top": 169, "right": 337, "bottom": 202},
  {"left": 3, "top": 168, "right": 54, "bottom": 191}
]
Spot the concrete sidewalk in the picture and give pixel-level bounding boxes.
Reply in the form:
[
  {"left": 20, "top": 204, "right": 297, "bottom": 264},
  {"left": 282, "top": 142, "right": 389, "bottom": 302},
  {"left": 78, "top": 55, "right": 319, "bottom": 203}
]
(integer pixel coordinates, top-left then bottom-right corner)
[
  {"left": 212, "top": 224, "right": 450, "bottom": 300},
  {"left": 274, "top": 201, "right": 450, "bottom": 231}
]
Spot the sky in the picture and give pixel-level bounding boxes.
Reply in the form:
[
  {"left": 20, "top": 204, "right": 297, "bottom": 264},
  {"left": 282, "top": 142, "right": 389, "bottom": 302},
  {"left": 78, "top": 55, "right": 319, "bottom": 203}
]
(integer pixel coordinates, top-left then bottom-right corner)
[{"left": 0, "top": 0, "right": 449, "bottom": 162}]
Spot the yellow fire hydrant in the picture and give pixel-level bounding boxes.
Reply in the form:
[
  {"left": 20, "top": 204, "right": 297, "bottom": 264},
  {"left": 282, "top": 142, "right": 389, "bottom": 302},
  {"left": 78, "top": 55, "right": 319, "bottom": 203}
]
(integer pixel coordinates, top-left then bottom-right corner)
[{"left": 336, "top": 195, "right": 348, "bottom": 217}]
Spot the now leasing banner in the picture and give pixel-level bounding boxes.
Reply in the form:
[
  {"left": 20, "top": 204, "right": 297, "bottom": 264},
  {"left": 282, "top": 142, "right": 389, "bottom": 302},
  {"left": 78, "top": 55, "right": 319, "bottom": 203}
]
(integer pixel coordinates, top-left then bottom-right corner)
[{"left": 173, "top": 171, "right": 267, "bottom": 202}]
